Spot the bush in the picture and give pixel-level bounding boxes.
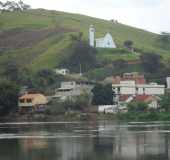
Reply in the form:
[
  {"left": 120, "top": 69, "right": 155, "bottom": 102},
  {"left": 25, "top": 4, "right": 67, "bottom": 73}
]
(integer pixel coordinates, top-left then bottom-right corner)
[
  {"left": 128, "top": 102, "right": 148, "bottom": 112},
  {"left": 140, "top": 53, "right": 162, "bottom": 73},
  {"left": 92, "top": 84, "right": 114, "bottom": 105},
  {"left": 60, "top": 40, "right": 97, "bottom": 73},
  {"left": 0, "top": 80, "right": 19, "bottom": 116}
]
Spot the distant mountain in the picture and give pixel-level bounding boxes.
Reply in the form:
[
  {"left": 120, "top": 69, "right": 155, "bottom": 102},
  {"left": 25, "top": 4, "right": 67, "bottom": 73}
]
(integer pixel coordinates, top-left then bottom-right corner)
[{"left": 0, "top": 9, "right": 169, "bottom": 73}]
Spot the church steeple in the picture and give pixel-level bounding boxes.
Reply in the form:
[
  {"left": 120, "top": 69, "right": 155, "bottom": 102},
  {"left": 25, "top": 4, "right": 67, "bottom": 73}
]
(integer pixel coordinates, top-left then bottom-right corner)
[{"left": 89, "top": 25, "right": 95, "bottom": 47}]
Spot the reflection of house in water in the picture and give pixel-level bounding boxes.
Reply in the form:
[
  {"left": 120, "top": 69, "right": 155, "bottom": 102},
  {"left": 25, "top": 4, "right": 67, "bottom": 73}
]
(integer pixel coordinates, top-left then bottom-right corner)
[
  {"left": 112, "top": 125, "right": 170, "bottom": 160},
  {"left": 94, "top": 121, "right": 116, "bottom": 157},
  {"left": 20, "top": 138, "right": 48, "bottom": 151},
  {"left": 55, "top": 135, "right": 94, "bottom": 160}
]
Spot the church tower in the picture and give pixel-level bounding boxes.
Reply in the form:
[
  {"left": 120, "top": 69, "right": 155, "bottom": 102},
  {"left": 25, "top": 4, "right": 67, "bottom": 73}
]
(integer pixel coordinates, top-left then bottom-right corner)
[{"left": 89, "top": 25, "right": 95, "bottom": 47}]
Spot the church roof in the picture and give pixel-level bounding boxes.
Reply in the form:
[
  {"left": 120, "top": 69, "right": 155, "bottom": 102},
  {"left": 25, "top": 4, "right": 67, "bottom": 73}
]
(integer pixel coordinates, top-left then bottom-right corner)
[{"left": 96, "top": 32, "right": 113, "bottom": 41}]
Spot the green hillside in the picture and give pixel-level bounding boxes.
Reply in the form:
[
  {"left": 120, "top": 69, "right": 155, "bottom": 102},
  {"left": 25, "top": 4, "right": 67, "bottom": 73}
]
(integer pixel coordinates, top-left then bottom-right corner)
[{"left": 0, "top": 9, "right": 170, "bottom": 73}]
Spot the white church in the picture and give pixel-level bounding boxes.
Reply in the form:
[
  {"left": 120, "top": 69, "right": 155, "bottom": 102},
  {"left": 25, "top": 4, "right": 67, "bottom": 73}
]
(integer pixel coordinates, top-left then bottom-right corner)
[{"left": 89, "top": 25, "right": 117, "bottom": 49}]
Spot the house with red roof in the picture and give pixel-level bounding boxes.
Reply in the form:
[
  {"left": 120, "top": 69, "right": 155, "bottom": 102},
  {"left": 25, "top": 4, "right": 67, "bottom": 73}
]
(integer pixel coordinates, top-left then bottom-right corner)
[{"left": 119, "top": 95, "right": 160, "bottom": 109}]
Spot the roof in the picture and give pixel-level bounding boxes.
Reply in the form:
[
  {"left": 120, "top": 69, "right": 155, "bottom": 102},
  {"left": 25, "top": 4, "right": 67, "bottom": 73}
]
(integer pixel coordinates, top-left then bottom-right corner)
[
  {"left": 120, "top": 95, "right": 131, "bottom": 102},
  {"left": 120, "top": 95, "right": 159, "bottom": 103},
  {"left": 96, "top": 33, "right": 113, "bottom": 41},
  {"left": 112, "top": 73, "right": 146, "bottom": 85},
  {"left": 133, "top": 95, "right": 156, "bottom": 103},
  {"left": 19, "top": 93, "right": 46, "bottom": 100}
]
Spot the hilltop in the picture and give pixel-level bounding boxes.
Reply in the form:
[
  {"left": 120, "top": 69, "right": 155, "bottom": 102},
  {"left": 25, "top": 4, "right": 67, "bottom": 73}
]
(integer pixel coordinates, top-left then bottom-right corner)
[{"left": 0, "top": 9, "right": 170, "bottom": 76}]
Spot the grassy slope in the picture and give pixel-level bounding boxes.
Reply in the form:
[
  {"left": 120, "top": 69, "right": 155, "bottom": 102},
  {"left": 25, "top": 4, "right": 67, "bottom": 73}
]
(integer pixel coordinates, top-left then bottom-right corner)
[{"left": 0, "top": 9, "right": 170, "bottom": 72}]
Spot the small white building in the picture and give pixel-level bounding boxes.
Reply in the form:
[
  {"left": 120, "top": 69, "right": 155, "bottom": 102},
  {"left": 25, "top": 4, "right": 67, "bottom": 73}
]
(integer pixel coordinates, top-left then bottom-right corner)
[
  {"left": 96, "top": 33, "right": 117, "bottom": 48},
  {"left": 98, "top": 105, "right": 118, "bottom": 114},
  {"left": 55, "top": 68, "right": 70, "bottom": 76},
  {"left": 166, "top": 77, "right": 170, "bottom": 89},
  {"left": 89, "top": 25, "right": 117, "bottom": 49}
]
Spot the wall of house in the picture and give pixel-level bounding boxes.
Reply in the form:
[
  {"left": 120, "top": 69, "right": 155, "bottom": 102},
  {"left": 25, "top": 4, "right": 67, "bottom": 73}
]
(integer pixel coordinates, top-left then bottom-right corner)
[
  {"left": 32, "top": 95, "right": 48, "bottom": 106},
  {"left": 98, "top": 105, "right": 118, "bottom": 113},
  {"left": 113, "top": 84, "right": 165, "bottom": 95},
  {"left": 148, "top": 100, "right": 158, "bottom": 109},
  {"left": 145, "top": 87, "right": 165, "bottom": 95},
  {"left": 103, "top": 34, "right": 116, "bottom": 48},
  {"left": 96, "top": 38, "right": 104, "bottom": 48}
]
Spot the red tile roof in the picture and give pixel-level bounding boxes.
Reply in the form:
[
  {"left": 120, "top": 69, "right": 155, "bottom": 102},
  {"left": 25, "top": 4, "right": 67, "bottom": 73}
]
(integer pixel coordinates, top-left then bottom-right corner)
[
  {"left": 133, "top": 95, "right": 154, "bottom": 102},
  {"left": 119, "top": 95, "right": 131, "bottom": 101}
]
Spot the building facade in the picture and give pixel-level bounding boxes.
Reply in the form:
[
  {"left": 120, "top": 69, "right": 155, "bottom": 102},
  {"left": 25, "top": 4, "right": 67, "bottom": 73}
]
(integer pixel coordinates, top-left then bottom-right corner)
[
  {"left": 113, "top": 81, "right": 165, "bottom": 96},
  {"left": 54, "top": 81, "right": 94, "bottom": 101},
  {"left": 89, "top": 25, "right": 117, "bottom": 49},
  {"left": 18, "top": 93, "right": 48, "bottom": 112},
  {"left": 55, "top": 68, "right": 70, "bottom": 76},
  {"left": 112, "top": 73, "right": 165, "bottom": 96}
]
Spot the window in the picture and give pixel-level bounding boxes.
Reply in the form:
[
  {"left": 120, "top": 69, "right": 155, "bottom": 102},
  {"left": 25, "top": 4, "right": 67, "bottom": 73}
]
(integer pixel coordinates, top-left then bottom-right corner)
[
  {"left": 26, "top": 99, "right": 32, "bottom": 103},
  {"left": 20, "top": 99, "right": 25, "bottom": 103}
]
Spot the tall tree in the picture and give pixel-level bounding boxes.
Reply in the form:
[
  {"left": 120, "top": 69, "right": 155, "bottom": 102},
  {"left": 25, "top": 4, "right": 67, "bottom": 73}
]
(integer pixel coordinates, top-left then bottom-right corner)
[
  {"left": 124, "top": 40, "right": 133, "bottom": 50},
  {"left": 160, "top": 94, "right": 170, "bottom": 112},
  {"left": 61, "top": 40, "right": 97, "bottom": 73},
  {"left": 0, "top": 80, "right": 19, "bottom": 116},
  {"left": 140, "top": 53, "right": 162, "bottom": 73},
  {"left": 92, "top": 84, "right": 113, "bottom": 105}
]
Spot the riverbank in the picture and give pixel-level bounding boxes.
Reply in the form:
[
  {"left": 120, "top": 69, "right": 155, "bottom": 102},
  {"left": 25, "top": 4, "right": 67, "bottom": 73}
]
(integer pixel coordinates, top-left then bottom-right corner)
[
  {"left": 117, "top": 112, "right": 170, "bottom": 121},
  {"left": 1, "top": 112, "right": 170, "bottom": 122}
]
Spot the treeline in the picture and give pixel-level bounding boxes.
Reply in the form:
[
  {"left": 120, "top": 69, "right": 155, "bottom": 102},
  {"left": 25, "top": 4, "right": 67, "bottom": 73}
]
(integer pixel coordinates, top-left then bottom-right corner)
[{"left": 0, "top": 0, "right": 31, "bottom": 12}]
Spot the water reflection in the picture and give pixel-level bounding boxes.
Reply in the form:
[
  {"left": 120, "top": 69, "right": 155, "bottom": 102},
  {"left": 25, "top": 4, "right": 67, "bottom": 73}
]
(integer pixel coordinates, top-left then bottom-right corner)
[{"left": 0, "top": 121, "right": 169, "bottom": 160}]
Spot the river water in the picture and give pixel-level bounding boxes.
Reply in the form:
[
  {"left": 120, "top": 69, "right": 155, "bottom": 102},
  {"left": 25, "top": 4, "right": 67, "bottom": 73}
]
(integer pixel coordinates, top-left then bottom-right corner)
[{"left": 0, "top": 120, "right": 170, "bottom": 160}]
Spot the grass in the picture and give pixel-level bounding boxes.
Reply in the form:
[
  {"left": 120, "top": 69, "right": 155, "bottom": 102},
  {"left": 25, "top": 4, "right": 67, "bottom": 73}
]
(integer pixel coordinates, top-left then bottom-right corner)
[
  {"left": 117, "top": 112, "right": 170, "bottom": 122},
  {"left": 0, "top": 9, "right": 170, "bottom": 73},
  {"left": 96, "top": 48, "right": 140, "bottom": 62},
  {"left": 85, "top": 63, "right": 143, "bottom": 81}
]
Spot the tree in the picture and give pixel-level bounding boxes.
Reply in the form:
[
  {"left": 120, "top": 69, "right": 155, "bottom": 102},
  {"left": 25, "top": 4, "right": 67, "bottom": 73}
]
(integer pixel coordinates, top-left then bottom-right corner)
[
  {"left": 70, "top": 32, "right": 83, "bottom": 42},
  {"left": 1, "top": 0, "right": 31, "bottom": 12},
  {"left": 160, "top": 94, "right": 170, "bottom": 112},
  {"left": 140, "top": 53, "right": 162, "bottom": 73},
  {"left": 158, "top": 32, "right": 170, "bottom": 46},
  {"left": 18, "top": 0, "right": 31, "bottom": 10},
  {"left": 63, "top": 93, "right": 90, "bottom": 111},
  {"left": 61, "top": 40, "right": 97, "bottom": 73},
  {"left": 124, "top": 40, "right": 133, "bottom": 50},
  {"left": 0, "top": 80, "right": 19, "bottom": 116},
  {"left": 128, "top": 102, "right": 148, "bottom": 112},
  {"left": 113, "top": 59, "right": 128, "bottom": 69},
  {"left": 4, "top": 60, "right": 19, "bottom": 82},
  {"left": 92, "top": 84, "right": 113, "bottom": 105},
  {"left": 32, "top": 69, "right": 63, "bottom": 91}
]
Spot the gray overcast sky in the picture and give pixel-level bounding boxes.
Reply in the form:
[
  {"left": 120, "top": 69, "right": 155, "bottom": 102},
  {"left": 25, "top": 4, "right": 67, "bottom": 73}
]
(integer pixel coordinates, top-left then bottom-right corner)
[{"left": 2, "top": 0, "right": 170, "bottom": 33}]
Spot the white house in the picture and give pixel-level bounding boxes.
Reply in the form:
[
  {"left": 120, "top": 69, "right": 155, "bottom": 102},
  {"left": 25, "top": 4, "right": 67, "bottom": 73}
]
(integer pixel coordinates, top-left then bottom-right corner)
[
  {"left": 112, "top": 80, "right": 165, "bottom": 96},
  {"left": 89, "top": 25, "right": 117, "bottom": 49},
  {"left": 54, "top": 81, "right": 94, "bottom": 101},
  {"left": 96, "top": 33, "right": 117, "bottom": 48},
  {"left": 98, "top": 105, "right": 118, "bottom": 114},
  {"left": 55, "top": 68, "right": 70, "bottom": 76}
]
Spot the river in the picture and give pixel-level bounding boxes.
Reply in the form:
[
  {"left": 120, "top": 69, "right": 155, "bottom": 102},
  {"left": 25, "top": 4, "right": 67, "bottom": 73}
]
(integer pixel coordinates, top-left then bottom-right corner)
[{"left": 0, "top": 120, "right": 170, "bottom": 160}]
